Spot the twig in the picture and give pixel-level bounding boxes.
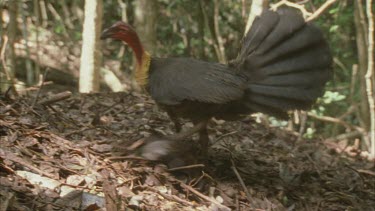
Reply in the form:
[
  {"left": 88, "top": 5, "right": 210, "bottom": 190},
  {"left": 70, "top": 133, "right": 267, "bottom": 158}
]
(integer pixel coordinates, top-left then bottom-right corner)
[
  {"left": 0, "top": 150, "right": 56, "bottom": 178},
  {"left": 334, "top": 57, "right": 350, "bottom": 73},
  {"left": 47, "top": 3, "right": 69, "bottom": 38},
  {"left": 32, "top": 68, "right": 49, "bottom": 107},
  {"left": 190, "top": 172, "right": 206, "bottom": 187},
  {"left": 323, "top": 132, "right": 365, "bottom": 156},
  {"left": 23, "top": 81, "right": 53, "bottom": 92},
  {"left": 0, "top": 192, "right": 14, "bottom": 211},
  {"left": 38, "top": 91, "right": 72, "bottom": 106},
  {"left": 338, "top": 105, "right": 357, "bottom": 120},
  {"left": 298, "top": 111, "right": 307, "bottom": 142},
  {"left": 179, "top": 182, "right": 230, "bottom": 210},
  {"left": 230, "top": 158, "right": 252, "bottom": 203},
  {"left": 357, "top": 169, "right": 375, "bottom": 176},
  {"left": 101, "top": 169, "right": 118, "bottom": 211},
  {"left": 304, "top": 153, "right": 321, "bottom": 176},
  {"left": 0, "top": 101, "right": 19, "bottom": 115},
  {"left": 271, "top": 0, "right": 338, "bottom": 22},
  {"left": 41, "top": 134, "right": 81, "bottom": 153},
  {"left": 39, "top": 0, "right": 48, "bottom": 27},
  {"left": 365, "top": 0, "right": 375, "bottom": 160},
  {"left": 64, "top": 127, "right": 96, "bottom": 137},
  {"left": 350, "top": 64, "right": 359, "bottom": 102},
  {"left": 307, "top": 0, "right": 338, "bottom": 21},
  {"left": 126, "top": 139, "right": 145, "bottom": 151},
  {"left": 271, "top": 0, "right": 312, "bottom": 19},
  {"left": 58, "top": 1, "right": 74, "bottom": 30},
  {"left": 214, "top": 131, "right": 238, "bottom": 143},
  {"left": 168, "top": 164, "right": 205, "bottom": 172},
  {"left": 325, "top": 131, "right": 363, "bottom": 142},
  {"left": 307, "top": 112, "right": 364, "bottom": 132},
  {"left": 235, "top": 194, "right": 240, "bottom": 211},
  {"left": 333, "top": 58, "right": 352, "bottom": 105},
  {"left": 143, "top": 186, "right": 195, "bottom": 207},
  {"left": 107, "top": 155, "right": 148, "bottom": 161}
]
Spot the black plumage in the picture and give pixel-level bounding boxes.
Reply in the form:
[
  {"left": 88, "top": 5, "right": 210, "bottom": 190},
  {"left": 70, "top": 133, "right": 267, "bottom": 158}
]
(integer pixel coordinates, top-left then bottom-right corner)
[
  {"left": 146, "top": 8, "right": 332, "bottom": 122},
  {"left": 101, "top": 7, "right": 332, "bottom": 155}
]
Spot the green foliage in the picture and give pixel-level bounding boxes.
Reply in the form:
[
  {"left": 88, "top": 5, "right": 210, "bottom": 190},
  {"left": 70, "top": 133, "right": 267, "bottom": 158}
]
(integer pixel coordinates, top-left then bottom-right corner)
[
  {"left": 53, "top": 23, "right": 64, "bottom": 35},
  {"left": 303, "top": 128, "right": 316, "bottom": 139},
  {"left": 321, "top": 91, "right": 346, "bottom": 105},
  {"left": 269, "top": 117, "right": 288, "bottom": 128}
]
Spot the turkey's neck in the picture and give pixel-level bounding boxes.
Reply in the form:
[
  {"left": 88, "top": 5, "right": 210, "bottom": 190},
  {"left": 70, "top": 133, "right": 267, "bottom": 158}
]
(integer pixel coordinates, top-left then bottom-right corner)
[
  {"left": 126, "top": 38, "right": 151, "bottom": 88},
  {"left": 134, "top": 51, "right": 151, "bottom": 87}
]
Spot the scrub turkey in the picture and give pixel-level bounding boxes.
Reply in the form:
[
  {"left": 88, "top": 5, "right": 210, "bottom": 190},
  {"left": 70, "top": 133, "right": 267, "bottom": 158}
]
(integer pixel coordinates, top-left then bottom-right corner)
[{"left": 101, "top": 8, "right": 332, "bottom": 156}]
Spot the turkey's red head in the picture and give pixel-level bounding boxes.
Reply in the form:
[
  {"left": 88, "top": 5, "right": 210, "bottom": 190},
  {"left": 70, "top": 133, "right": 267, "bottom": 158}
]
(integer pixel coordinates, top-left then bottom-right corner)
[{"left": 101, "top": 21, "right": 144, "bottom": 64}]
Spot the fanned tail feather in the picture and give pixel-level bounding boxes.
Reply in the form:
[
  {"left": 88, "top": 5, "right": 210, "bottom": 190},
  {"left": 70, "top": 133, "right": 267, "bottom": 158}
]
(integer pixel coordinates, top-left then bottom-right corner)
[{"left": 234, "top": 7, "right": 332, "bottom": 118}]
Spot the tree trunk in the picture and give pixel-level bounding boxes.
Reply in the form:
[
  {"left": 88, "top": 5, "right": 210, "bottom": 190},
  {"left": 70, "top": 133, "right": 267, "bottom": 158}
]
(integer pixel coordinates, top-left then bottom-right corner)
[
  {"left": 0, "top": 0, "right": 17, "bottom": 93},
  {"left": 196, "top": 2, "right": 206, "bottom": 59},
  {"left": 134, "top": 0, "right": 158, "bottom": 54},
  {"left": 79, "top": 0, "right": 103, "bottom": 93},
  {"left": 6, "top": 0, "right": 17, "bottom": 79},
  {"left": 18, "top": 1, "right": 35, "bottom": 85},
  {"left": 244, "top": 0, "right": 267, "bottom": 35},
  {"left": 365, "top": 0, "right": 375, "bottom": 160},
  {"left": 200, "top": 0, "right": 227, "bottom": 63},
  {"left": 354, "top": 0, "right": 370, "bottom": 130}
]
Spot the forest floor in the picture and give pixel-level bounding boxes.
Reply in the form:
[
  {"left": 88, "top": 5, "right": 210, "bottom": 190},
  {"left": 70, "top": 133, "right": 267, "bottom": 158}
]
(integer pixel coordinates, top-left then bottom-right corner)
[{"left": 0, "top": 88, "right": 374, "bottom": 211}]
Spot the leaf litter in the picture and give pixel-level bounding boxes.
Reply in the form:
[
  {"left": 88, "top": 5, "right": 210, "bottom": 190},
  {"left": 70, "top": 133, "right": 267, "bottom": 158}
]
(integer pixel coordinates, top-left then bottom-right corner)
[{"left": 0, "top": 90, "right": 374, "bottom": 210}]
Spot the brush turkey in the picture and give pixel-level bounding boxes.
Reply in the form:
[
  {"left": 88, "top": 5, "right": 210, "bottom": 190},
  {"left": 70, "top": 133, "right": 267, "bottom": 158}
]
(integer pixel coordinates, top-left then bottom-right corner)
[{"left": 101, "top": 7, "right": 332, "bottom": 156}]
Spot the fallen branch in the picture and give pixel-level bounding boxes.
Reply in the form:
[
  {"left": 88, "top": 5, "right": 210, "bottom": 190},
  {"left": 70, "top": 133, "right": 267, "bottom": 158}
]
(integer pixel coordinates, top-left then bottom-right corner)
[
  {"left": 32, "top": 68, "right": 49, "bottom": 107},
  {"left": 0, "top": 150, "right": 56, "bottom": 178},
  {"left": 357, "top": 169, "right": 375, "bottom": 176},
  {"left": 325, "top": 131, "right": 363, "bottom": 142},
  {"left": 101, "top": 169, "right": 118, "bottom": 211},
  {"left": 168, "top": 164, "right": 205, "bottom": 172},
  {"left": 0, "top": 101, "right": 20, "bottom": 115},
  {"left": 231, "top": 159, "right": 251, "bottom": 203},
  {"left": 144, "top": 186, "right": 195, "bottom": 207},
  {"left": 179, "top": 182, "right": 230, "bottom": 210},
  {"left": 14, "top": 38, "right": 128, "bottom": 92},
  {"left": 38, "top": 91, "right": 72, "bottom": 106}
]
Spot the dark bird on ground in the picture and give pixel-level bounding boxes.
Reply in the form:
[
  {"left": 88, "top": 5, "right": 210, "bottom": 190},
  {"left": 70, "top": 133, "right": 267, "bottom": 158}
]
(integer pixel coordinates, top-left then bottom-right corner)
[{"left": 101, "top": 7, "right": 332, "bottom": 157}]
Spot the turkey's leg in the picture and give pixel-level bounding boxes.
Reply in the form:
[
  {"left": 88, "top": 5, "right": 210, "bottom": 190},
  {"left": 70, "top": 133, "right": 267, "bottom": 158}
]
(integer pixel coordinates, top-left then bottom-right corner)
[
  {"left": 193, "top": 119, "right": 209, "bottom": 157},
  {"left": 166, "top": 110, "right": 182, "bottom": 132},
  {"left": 166, "top": 121, "right": 206, "bottom": 141}
]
